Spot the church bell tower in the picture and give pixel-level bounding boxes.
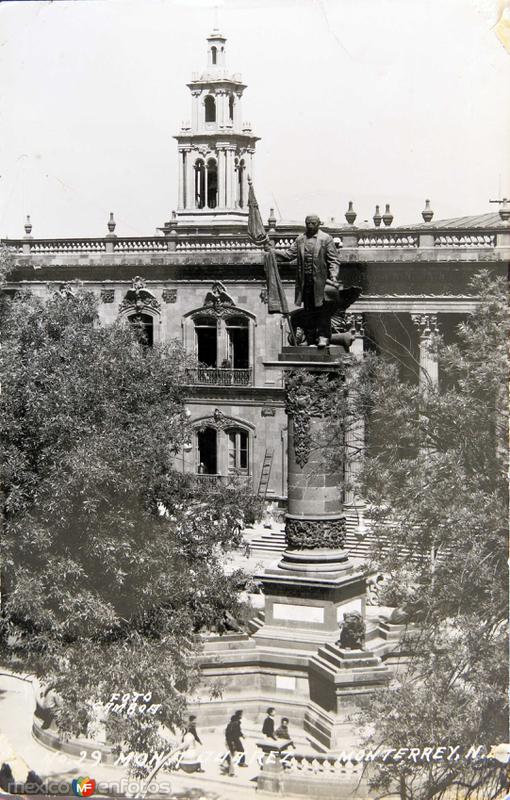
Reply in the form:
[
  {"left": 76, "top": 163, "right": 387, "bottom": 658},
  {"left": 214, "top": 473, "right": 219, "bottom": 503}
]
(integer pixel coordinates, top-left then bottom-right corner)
[{"left": 174, "top": 29, "right": 260, "bottom": 226}]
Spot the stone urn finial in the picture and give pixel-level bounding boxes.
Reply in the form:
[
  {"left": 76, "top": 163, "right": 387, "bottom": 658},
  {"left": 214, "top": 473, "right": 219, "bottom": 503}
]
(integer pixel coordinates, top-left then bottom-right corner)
[
  {"left": 345, "top": 201, "right": 356, "bottom": 225},
  {"left": 422, "top": 199, "right": 434, "bottom": 223},
  {"left": 373, "top": 205, "right": 382, "bottom": 227},
  {"left": 499, "top": 198, "right": 510, "bottom": 222},
  {"left": 107, "top": 212, "right": 116, "bottom": 236},
  {"left": 24, "top": 214, "right": 33, "bottom": 236},
  {"left": 382, "top": 203, "right": 393, "bottom": 226},
  {"left": 268, "top": 208, "right": 277, "bottom": 229}
]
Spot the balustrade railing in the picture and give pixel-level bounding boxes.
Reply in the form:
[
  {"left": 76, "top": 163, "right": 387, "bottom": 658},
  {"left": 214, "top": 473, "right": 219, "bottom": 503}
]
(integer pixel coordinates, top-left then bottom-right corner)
[
  {"left": 185, "top": 367, "right": 252, "bottom": 386},
  {"left": 113, "top": 238, "right": 167, "bottom": 251},
  {"left": 278, "top": 752, "right": 363, "bottom": 775},
  {"left": 3, "top": 225, "right": 507, "bottom": 256},
  {"left": 357, "top": 233, "right": 418, "bottom": 248},
  {"left": 175, "top": 237, "right": 259, "bottom": 251},
  {"left": 193, "top": 474, "right": 252, "bottom": 489},
  {"left": 29, "top": 239, "right": 107, "bottom": 253},
  {"left": 434, "top": 233, "right": 496, "bottom": 248}
]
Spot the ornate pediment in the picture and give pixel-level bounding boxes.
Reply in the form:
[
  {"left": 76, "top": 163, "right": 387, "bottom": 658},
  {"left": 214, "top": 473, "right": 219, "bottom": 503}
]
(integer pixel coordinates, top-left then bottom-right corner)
[
  {"left": 119, "top": 277, "right": 160, "bottom": 314},
  {"left": 195, "top": 408, "right": 238, "bottom": 431},
  {"left": 203, "top": 281, "right": 235, "bottom": 311}
]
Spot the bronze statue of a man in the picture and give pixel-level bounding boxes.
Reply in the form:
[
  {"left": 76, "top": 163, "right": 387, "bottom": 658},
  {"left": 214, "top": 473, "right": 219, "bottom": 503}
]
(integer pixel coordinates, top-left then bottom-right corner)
[{"left": 272, "top": 214, "right": 342, "bottom": 347}]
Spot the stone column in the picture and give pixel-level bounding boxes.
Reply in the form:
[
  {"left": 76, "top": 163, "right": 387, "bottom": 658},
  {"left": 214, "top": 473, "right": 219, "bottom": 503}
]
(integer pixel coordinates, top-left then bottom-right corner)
[
  {"left": 226, "top": 148, "right": 235, "bottom": 209},
  {"left": 191, "top": 90, "right": 200, "bottom": 131},
  {"left": 186, "top": 150, "right": 195, "bottom": 210},
  {"left": 217, "top": 89, "right": 226, "bottom": 128},
  {"left": 281, "top": 365, "right": 348, "bottom": 575},
  {"left": 177, "top": 149, "right": 185, "bottom": 210},
  {"left": 217, "top": 147, "right": 226, "bottom": 209},
  {"left": 412, "top": 313, "right": 440, "bottom": 389}
]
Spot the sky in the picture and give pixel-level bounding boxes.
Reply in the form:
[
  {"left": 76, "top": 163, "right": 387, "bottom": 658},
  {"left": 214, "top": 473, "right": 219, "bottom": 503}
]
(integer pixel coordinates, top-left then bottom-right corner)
[{"left": 1, "top": 0, "right": 509, "bottom": 238}]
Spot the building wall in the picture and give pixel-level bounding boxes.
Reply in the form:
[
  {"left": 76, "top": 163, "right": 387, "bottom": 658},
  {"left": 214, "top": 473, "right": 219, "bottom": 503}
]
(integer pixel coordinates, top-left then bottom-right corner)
[{"left": 4, "top": 229, "right": 509, "bottom": 502}]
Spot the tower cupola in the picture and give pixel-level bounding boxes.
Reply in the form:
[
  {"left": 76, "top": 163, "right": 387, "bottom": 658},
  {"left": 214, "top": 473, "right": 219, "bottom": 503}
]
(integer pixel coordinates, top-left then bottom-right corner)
[
  {"left": 173, "top": 30, "right": 260, "bottom": 227},
  {"left": 207, "top": 29, "right": 227, "bottom": 69}
]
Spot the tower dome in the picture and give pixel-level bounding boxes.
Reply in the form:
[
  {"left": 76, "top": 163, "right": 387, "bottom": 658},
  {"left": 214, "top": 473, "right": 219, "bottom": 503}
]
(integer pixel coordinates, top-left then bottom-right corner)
[{"left": 174, "top": 30, "right": 260, "bottom": 227}]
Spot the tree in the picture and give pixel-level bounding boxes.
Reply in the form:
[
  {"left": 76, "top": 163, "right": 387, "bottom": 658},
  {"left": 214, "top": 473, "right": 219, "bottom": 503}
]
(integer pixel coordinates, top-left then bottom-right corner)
[
  {"left": 0, "top": 286, "right": 261, "bottom": 757},
  {"left": 328, "top": 272, "right": 508, "bottom": 799}
]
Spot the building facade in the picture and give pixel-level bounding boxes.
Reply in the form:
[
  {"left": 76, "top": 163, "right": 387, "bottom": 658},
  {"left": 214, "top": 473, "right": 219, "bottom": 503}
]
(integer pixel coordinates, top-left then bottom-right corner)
[{"left": 3, "top": 31, "right": 510, "bottom": 508}]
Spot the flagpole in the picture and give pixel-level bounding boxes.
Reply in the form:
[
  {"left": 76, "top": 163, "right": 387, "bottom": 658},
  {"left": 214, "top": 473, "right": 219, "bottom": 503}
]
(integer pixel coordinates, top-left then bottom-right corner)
[{"left": 247, "top": 176, "right": 297, "bottom": 347}]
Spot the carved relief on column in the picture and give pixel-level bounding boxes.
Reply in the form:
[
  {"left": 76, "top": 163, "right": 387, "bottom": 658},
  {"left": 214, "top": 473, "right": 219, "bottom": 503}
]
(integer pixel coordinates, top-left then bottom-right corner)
[
  {"left": 285, "top": 369, "right": 342, "bottom": 468},
  {"left": 412, "top": 313, "right": 441, "bottom": 386},
  {"left": 343, "top": 313, "right": 365, "bottom": 504},
  {"left": 285, "top": 516, "right": 346, "bottom": 550}
]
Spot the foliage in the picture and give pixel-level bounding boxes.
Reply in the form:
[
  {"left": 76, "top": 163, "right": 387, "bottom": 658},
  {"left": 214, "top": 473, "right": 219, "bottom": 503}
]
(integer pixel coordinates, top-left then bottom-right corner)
[
  {"left": 0, "top": 287, "right": 261, "bottom": 754},
  {"left": 328, "top": 272, "right": 508, "bottom": 799}
]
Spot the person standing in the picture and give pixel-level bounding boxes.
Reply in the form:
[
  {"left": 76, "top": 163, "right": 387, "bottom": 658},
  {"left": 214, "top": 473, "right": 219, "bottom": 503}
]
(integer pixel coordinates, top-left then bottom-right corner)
[
  {"left": 186, "top": 714, "right": 202, "bottom": 746},
  {"left": 262, "top": 707, "right": 277, "bottom": 740},
  {"left": 223, "top": 710, "right": 247, "bottom": 774}
]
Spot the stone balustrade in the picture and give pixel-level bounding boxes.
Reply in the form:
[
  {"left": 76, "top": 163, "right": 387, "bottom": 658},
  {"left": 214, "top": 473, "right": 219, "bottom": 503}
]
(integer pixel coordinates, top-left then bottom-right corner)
[
  {"left": 257, "top": 748, "right": 369, "bottom": 798},
  {"left": 192, "top": 473, "right": 252, "bottom": 489},
  {"left": 357, "top": 233, "right": 418, "bottom": 248},
  {"left": 3, "top": 223, "right": 509, "bottom": 259},
  {"left": 433, "top": 233, "right": 496, "bottom": 248},
  {"left": 113, "top": 238, "right": 168, "bottom": 251},
  {"left": 185, "top": 367, "right": 253, "bottom": 385}
]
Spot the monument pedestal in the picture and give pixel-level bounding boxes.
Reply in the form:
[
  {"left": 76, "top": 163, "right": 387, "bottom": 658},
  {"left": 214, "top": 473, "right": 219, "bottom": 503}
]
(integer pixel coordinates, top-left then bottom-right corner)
[{"left": 254, "top": 558, "right": 366, "bottom": 652}]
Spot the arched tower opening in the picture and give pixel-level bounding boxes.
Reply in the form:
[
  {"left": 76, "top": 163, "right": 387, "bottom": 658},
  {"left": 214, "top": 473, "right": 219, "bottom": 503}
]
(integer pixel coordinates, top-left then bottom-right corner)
[
  {"left": 204, "top": 95, "right": 216, "bottom": 123},
  {"left": 194, "top": 159, "right": 206, "bottom": 208},
  {"left": 207, "top": 158, "right": 218, "bottom": 209}
]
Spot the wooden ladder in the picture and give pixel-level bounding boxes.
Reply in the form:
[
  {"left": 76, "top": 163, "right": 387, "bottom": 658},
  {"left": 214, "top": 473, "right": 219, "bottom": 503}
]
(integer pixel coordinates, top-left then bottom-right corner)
[{"left": 257, "top": 448, "right": 274, "bottom": 498}]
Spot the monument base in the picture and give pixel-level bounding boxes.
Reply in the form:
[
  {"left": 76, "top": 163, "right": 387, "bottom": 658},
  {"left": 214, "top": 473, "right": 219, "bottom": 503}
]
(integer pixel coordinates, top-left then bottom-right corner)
[{"left": 253, "top": 554, "right": 367, "bottom": 652}]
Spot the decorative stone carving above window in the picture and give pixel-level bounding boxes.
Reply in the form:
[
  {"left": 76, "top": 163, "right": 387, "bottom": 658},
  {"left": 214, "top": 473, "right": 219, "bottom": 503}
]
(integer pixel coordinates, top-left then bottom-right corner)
[
  {"left": 203, "top": 281, "right": 235, "bottom": 310},
  {"left": 100, "top": 289, "right": 115, "bottom": 304},
  {"left": 52, "top": 282, "right": 76, "bottom": 300},
  {"left": 119, "top": 276, "right": 160, "bottom": 314},
  {"left": 195, "top": 409, "right": 242, "bottom": 432},
  {"left": 162, "top": 289, "right": 177, "bottom": 304}
]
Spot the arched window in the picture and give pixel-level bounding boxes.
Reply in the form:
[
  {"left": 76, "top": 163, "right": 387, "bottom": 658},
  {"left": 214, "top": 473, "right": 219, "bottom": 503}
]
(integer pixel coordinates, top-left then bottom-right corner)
[
  {"left": 225, "top": 316, "right": 249, "bottom": 370},
  {"left": 194, "top": 159, "right": 205, "bottom": 208},
  {"left": 194, "top": 315, "right": 217, "bottom": 367},
  {"left": 197, "top": 427, "right": 217, "bottom": 475},
  {"left": 229, "top": 94, "right": 234, "bottom": 122},
  {"left": 211, "top": 46, "right": 217, "bottom": 65},
  {"left": 226, "top": 428, "right": 249, "bottom": 475},
  {"left": 207, "top": 158, "right": 217, "bottom": 209},
  {"left": 128, "top": 312, "right": 154, "bottom": 347},
  {"left": 204, "top": 95, "right": 216, "bottom": 123}
]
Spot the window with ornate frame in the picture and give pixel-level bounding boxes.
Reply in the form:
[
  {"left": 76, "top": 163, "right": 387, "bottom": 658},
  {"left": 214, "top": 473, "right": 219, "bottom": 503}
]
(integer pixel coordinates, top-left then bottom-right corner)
[{"left": 184, "top": 304, "right": 255, "bottom": 386}]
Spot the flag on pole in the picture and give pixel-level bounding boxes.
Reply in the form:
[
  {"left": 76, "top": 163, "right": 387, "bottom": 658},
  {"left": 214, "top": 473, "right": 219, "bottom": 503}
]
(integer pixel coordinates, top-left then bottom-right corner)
[{"left": 247, "top": 176, "right": 290, "bottom": 316}]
